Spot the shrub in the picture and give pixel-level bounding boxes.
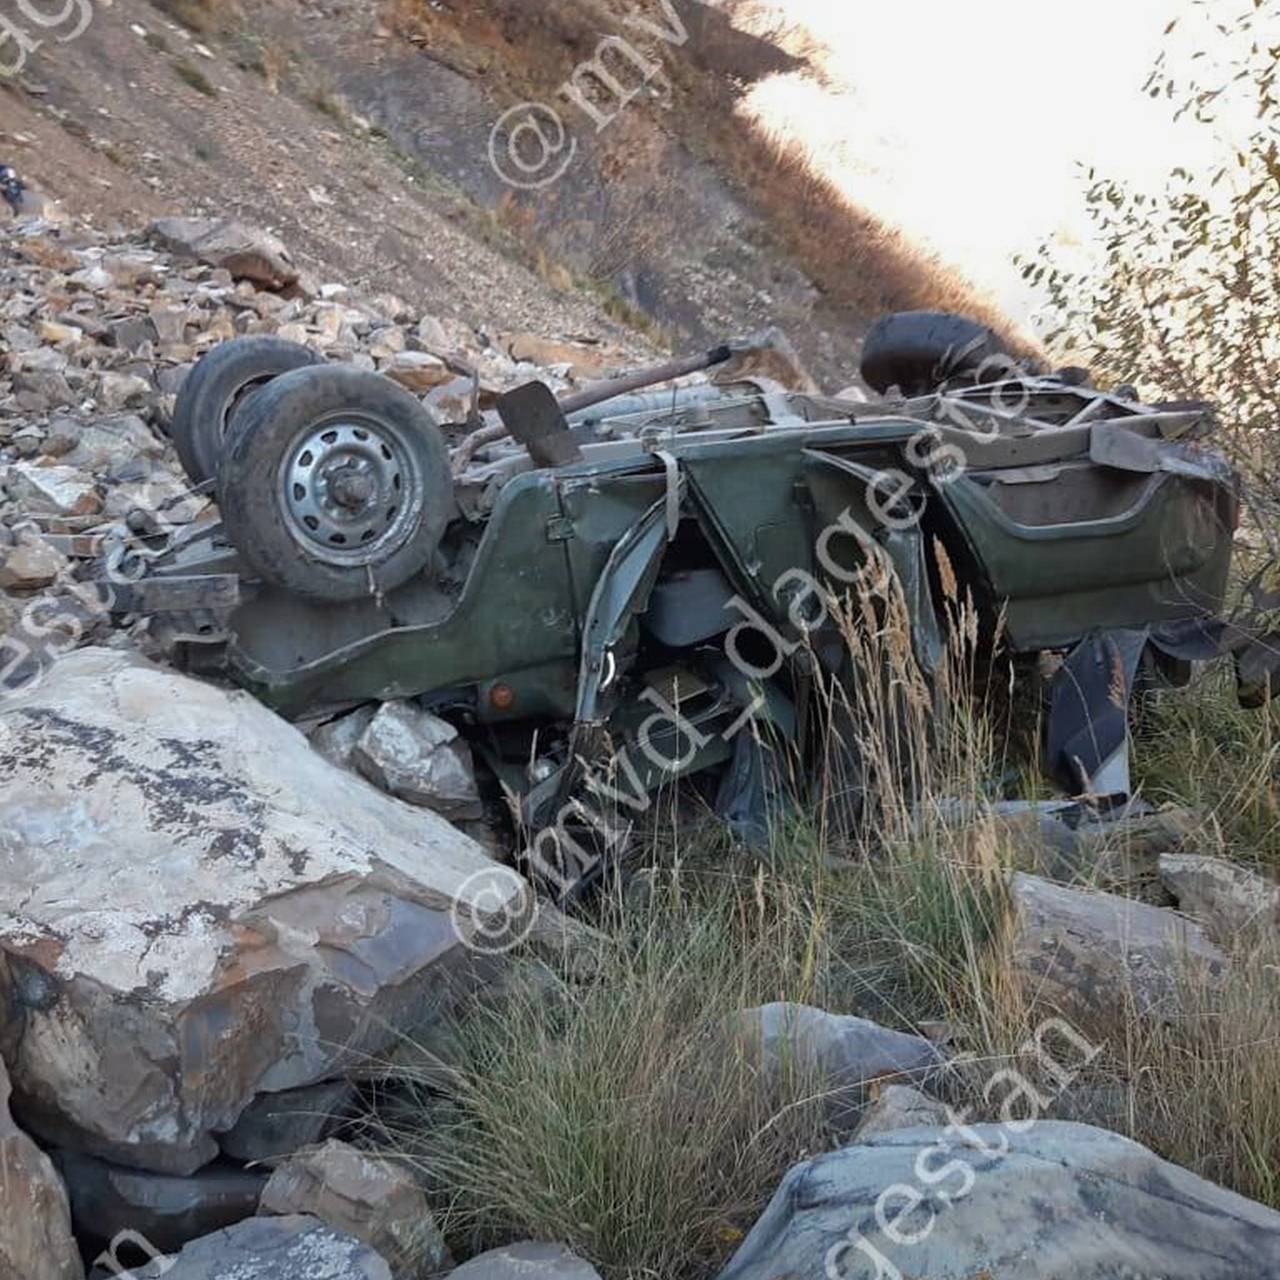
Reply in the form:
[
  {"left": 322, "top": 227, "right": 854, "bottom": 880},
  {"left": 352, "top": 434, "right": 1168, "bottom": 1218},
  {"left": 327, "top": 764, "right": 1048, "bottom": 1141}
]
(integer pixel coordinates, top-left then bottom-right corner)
[
  {"left": 173, "top": 59, "right": 218, "bottom": 98},
  {"left": 1024, "top": 3, "right": 1280, "bottom": 497}
]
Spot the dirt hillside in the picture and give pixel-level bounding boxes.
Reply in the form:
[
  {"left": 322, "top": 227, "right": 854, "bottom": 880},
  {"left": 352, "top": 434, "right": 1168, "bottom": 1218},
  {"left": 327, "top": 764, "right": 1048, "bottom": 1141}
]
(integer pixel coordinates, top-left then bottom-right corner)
[{"left": 1, "top": 0, "right": 1012, "bottom": 384}]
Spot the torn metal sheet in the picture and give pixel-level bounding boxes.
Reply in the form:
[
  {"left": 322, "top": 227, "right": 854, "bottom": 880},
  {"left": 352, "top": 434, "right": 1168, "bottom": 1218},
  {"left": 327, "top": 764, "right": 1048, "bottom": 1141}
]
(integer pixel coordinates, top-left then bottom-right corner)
[{"left": 1090, "top": 424, "right": 1237, "bottom": 484}]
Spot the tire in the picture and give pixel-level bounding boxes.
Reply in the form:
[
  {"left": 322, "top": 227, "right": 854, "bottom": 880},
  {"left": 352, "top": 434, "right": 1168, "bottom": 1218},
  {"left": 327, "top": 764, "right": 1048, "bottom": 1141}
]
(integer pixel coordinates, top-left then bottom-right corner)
[
  {"left": 170, "top": 336, "right": 323, "bottom": 486},
  {"left": 217, "top": 365, "right": 453, "bottom": 602},
  {"left": 860, "top": 311, "right": 1015, "bottom": 396}
]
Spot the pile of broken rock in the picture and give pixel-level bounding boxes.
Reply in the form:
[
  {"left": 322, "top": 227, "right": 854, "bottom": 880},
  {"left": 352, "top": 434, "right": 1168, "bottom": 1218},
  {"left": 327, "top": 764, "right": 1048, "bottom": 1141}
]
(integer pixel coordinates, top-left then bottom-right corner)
[{"left": 0, "top": 211, "right": 640, "bottom": 621}]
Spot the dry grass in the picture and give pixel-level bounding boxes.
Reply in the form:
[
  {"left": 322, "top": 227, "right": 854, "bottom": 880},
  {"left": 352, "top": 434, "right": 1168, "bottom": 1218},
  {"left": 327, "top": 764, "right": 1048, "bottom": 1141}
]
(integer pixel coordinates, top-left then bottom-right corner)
[
  {"left": 1116, "top": 934, "right": 1280, "bottom": 1206},
  {"left": 1134, "top": 663, "right": 1280, "bottom": 870},
  {"left": 373, "top": 887, "right": 832, "bottom": 1276},
  {"left": 148, "top": 0, "right": 242, "bottom": 35},
  {"left": 173, "top": 59, "right": 218, "bottom": 98},
  {"left": 235, "top": 38, "right": 290, "bottom": 93},
  {"left": 368, "top": 840, "right": 1017, "bottom": 1278}
]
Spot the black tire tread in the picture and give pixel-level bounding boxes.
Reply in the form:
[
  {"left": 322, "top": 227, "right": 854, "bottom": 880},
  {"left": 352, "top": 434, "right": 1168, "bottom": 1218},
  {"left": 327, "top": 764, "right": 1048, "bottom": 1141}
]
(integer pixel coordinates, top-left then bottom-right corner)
[
  {"left": 860, "top": 311, "right": 1013, "bottom": 396},
  {"left": 170, "top": 336, "right": 322, "bottom": 486}
]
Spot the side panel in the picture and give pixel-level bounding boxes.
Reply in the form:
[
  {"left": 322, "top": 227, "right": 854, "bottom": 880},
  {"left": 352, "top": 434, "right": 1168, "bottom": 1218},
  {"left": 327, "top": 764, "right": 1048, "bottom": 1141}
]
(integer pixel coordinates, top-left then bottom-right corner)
[
  {"left": 235, "top": 473, "right": 582, "bottom": 716},
  {"left": 939, "top": 469, "right": 1237, "bottom": 650}
]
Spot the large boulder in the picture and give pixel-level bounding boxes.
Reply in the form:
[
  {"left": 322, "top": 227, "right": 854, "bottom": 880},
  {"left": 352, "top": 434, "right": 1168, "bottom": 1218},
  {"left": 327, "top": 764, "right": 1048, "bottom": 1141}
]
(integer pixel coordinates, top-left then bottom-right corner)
[
  {"left": 1009, "top": 872, "right": 1226, "bottom": 1023},
  {"left": 148, "top": 218, "right": 299, "bottom": 291},
  {"left": 496, "top": 332, "right": 617, "bottom": 381},
  {"left": 0, "top": 649, "right": 525, "bottom": 1174},
  {"left": 0, "top": 1055, "right": 82, "bottom": 1280},
  {"left": 717, "top": 1122, "right": 1280, "bottom": 1279}
]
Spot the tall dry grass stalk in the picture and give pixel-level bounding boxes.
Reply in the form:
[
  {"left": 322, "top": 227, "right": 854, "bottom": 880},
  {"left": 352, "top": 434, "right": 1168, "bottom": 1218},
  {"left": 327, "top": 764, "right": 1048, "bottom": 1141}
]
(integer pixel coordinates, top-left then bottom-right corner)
[
  {"left": 820, "top": 543, "right": 1002, "bottom": 844},
  {"left": 1122, "top": 933, "right": 1280, "bottom": 1207},
  {"left": 371, "top": 884, "right": 832, "bottom": 1277},
  {"left": 805, "top": 551, "right": 1030, "bottom": 1045}
]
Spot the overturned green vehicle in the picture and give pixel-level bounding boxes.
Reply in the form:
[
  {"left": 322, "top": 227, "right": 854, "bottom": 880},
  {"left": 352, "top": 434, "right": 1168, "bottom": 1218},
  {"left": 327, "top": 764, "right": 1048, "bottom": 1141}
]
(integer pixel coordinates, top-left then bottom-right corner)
[{"left": 125, "top": 312, "right": 1240, "bottom": 892}]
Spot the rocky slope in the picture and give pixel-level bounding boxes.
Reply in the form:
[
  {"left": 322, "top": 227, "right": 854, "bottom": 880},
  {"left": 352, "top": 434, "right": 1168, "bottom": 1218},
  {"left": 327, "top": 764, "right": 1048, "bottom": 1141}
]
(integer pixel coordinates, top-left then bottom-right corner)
[
  {"left": 0, "top": 0, "right": 1011, "bottom": 388},
  {"left": 0, "top": 9, "right": 1274, "bottom": 1263},
  {"left": 3, "top": 202, "right": 1280, "bottom": 1278}
]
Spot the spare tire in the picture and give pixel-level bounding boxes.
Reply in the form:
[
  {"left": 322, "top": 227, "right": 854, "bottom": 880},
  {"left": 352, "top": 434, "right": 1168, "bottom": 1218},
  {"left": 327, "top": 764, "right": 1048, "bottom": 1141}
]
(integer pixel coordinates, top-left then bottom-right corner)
[
  {"left": 217, "top": 364, "right": 453, "bottom": 602},
  {"left": 859, "top": 311, "right": 1015, "bottom": 396},
  {"left": 170, "top": 336, "right": 323, "bottom": 486}
]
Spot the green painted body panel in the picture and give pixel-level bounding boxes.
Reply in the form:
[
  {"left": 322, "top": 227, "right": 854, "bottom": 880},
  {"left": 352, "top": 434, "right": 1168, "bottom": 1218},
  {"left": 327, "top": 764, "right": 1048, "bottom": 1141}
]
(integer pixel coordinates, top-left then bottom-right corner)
[
  {"left": 217, "top": 395, "right": 1237, "bottom": 731},
  {"left": 939, "top": 470, "right": 1235, "bottom": 649},
  {"left": 236, "top": 470, "right": 579, "bottom": 716}
]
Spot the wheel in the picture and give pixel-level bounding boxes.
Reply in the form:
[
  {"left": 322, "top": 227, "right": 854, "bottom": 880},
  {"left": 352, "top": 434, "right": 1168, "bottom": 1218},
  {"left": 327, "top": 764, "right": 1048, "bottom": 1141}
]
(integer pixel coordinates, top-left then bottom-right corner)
[
  {"left": 860, "top": 311, "right": 1014, "bottom": 396},
  {"left": 170, "top": 336, "right": 323, "bottom": 486},
  {"left": 217, "top": 364, "right": 453, "bottom": 602}
]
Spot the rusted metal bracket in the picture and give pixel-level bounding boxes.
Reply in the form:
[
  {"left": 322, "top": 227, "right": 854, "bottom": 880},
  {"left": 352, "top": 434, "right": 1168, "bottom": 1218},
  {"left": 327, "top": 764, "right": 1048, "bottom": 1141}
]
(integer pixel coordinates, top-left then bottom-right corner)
[{"left": 111, "top": 574, "right": 240, "bottom": 614}]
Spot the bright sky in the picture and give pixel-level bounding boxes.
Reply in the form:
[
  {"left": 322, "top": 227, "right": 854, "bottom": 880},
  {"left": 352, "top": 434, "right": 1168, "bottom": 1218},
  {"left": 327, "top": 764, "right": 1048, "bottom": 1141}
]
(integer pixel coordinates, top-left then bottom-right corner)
[{"left": 739, "top": 0, "right": 1244, "bottom": 331}]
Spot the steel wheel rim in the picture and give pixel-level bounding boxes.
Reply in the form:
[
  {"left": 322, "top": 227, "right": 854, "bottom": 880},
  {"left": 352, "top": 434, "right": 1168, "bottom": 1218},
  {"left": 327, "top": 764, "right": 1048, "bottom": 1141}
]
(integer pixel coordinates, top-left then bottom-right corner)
[{"left": 278, "top": 413, "right": 425, "bottom": 565}]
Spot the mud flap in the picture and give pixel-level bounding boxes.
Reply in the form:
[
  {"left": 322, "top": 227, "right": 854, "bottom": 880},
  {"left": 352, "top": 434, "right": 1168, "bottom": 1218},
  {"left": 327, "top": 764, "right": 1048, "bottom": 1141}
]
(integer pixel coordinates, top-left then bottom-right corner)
[
  {"left": 714, "top": 720, "right": 790, "bottom": 847},
  {"left": 1046, "top": 629, "right": 1147, "bottom": 798}
]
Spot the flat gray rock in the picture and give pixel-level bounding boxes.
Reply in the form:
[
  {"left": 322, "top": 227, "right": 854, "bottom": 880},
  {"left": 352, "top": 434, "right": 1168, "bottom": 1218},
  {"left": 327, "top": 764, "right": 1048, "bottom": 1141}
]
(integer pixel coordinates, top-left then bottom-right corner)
[
  {"left": 1009, "top": 872, "right": 1226, "bottom": 1022},
  {"left": 447, "top": 1241, "right": 602, "bottom": 1278},
  {"left": 54, "top": 1149, "right": 265, "bottom": 1254},
  {"left": 717, "top": 1121, "right": 1280, "bottom": 1279},
  {"left": 732, "top": 1004, "right": 945, "bottom": 1133},
  {"left": 735, "top": 1003, "right": 943, "bottom": 1090},
  {"left": 133, "top": 1214, "right": 392, "bottom": 1279}
]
